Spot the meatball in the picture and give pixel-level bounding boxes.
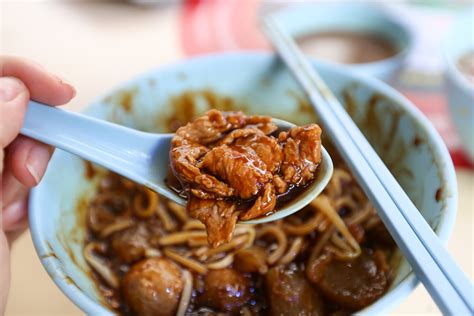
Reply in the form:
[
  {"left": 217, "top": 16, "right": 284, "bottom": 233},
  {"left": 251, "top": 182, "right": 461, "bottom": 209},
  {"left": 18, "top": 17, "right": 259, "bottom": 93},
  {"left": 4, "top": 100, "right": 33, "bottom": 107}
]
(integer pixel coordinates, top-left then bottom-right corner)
[
  {"left": 234, "top": 246, "right": 268, "bottom": 274},
  {"left": 111, "top": 224, "right": 149, "bottom": 263},
  {"left": 122, "top": 258, "right": 183, "bottom": 316},
  {"left": 198, "top": 268, "right": 250, "bottom": 312},
  {"left": 306, "top": 250, "right": 389, "bottom": 310},
  {"left": 265, "top": 266, "right": 324, "bottom": 316}
]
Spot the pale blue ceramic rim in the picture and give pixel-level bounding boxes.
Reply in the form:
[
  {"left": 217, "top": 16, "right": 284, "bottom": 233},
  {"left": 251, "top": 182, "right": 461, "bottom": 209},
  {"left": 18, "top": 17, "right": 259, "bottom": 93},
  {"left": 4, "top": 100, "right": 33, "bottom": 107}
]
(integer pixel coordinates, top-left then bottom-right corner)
[{"left": 29, "top": 52, "right": 457, "bottom": 316}]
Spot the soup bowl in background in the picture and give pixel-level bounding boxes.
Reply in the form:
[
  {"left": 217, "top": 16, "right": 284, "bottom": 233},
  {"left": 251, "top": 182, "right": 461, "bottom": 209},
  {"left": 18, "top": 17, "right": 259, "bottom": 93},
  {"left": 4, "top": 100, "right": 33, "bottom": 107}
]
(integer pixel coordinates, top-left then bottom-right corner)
[
  {"left": 271, "top": 2, "right": 412, "bottom": 82},
  {"left": 443, "top": 8, "right": 474, "bottom": 162},
  {"left": 29, "top": 53, "right": 456, "bottom": 315}
]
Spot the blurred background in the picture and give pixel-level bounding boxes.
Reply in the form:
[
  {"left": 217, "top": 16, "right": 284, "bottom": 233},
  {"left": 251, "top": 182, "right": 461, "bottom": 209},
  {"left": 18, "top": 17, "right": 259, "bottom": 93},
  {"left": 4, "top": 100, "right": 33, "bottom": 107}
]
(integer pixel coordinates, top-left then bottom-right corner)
[{"left": 1, "top": 0, "right": 473, "bottom": 315}]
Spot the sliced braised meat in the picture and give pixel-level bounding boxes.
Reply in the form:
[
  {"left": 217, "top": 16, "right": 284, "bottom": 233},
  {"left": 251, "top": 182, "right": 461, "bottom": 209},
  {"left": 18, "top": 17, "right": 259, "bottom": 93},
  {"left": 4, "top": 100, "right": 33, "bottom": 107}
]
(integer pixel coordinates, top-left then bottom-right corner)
[
  {"left": 220, "top": 127, "right": 283, "bottom": 172},
  {"left": 197, "top": 268, "right": 251, "bottom": 312},
  {"left": 170, "top": 144, "right": 234, "bottom": 198},
  {"left": 306, "top": 249, "right": 389, "bottom": 310},
  {"left": 199, "top": 145, "right": 272, "bottom": 199},
  {"left": 240, "top": 182, "right": 276, "bottom": 220},
  {"left": 122, "top": 258, "right": 183, "bottom": 316},
  {"left": 170, "top": 110, "right": 322, "bottom": 247},
  {"left": 265, "top": 266, "right": 325, "bottom": 316},
  {"left": 187, "top": 196, "right": 239, "bottom": 247},
  {"left": 280, "top": 124, "right": 322, "bottom": 185}
]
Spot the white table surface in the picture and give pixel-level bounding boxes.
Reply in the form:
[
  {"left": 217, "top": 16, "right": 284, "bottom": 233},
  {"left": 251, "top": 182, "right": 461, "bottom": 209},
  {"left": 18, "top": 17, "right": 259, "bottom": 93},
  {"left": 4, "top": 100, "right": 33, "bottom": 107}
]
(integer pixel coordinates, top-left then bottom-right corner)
[{"left": 2, "top": 2, "right": 473, "bottom": 315}]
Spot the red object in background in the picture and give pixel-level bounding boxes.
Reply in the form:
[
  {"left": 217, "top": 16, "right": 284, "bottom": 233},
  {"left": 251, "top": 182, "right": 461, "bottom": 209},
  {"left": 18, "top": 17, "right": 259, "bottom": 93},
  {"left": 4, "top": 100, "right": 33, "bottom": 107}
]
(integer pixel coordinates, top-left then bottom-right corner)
[
  {"left": 180, "top": 0, "right": 473, "bottom": 169},
  {"left": 401, "top": 90, "right": 473, "bottom": 169},
  {"left": 181, "top": 0, "right": 267, "bottom": 55}
]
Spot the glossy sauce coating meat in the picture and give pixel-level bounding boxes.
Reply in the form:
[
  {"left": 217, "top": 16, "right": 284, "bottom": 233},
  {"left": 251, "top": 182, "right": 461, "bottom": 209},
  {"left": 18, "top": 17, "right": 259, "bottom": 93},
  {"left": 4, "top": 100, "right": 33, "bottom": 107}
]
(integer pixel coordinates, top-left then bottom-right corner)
[
  {"left": 122, "top": 258, "right": 183, "bottom": 316},
  {"left": 170, "top": 110, "right": 322, "bottom": 247}
]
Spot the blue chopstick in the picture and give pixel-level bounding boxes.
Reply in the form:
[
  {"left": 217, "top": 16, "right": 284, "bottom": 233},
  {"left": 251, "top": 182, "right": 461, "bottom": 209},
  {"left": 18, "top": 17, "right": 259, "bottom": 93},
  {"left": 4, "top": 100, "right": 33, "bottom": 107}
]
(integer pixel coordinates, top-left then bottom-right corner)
[{"left": 262, "top": 16, "right": 474, "bottom": 315}]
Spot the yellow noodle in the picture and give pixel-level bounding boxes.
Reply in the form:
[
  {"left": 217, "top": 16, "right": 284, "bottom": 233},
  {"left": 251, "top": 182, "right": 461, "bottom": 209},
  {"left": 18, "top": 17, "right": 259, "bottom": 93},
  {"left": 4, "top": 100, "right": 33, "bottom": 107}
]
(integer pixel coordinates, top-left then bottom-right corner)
[
  {"left": 187, "top": 235, "right": 209, "bottom": 247},
  {"left": 133, "top": 189, "right": 158, "bottom": 218},
  {"left": 318, "top": 217, "right": 330, "bottom": 232},
  {"left": 335, "top": 196, "right": 358, "bottom": 213},
  {"left": 164, "top": 249, "right": 208, "bottom": 274},
  {"left": 327, "top": 168, "right": 352, "bottom": 197},
  {"left": 310, "top": 226, "right": 335, "bottom": 261},
  {"left": 159, "top": 231, "right": 207, "bottom": 246},
  {"left": 144, "top": 248, "right": 162, "bottom": 258},
  {"left": 311, "top": 196, "right": 360, "bottom": 255},
  {"left": 84, "top": 242, "right": 119, "bottom": 288},
  {"left": 345, "top": 203, "right": 374, "bottom": 226},
  {"left": 352, "top": 186, "right": 368, "bottom": 204},
  {"left": 257, "top": 225, "right": 288, "bottom": 265},
  {"left": 235, "top": 225, "right": 256, "bottom": 248},
  {"left": 183, "top": 220, "right": 206, "bottom": 231},
  {"left": 176, "top": 270, "right": 193, "bottom": 316},
  {"left": 364, "top": 216, "right": 381, "bottom": 230},
  {"left": 330, "top": 233, "right": 353, "bottom": 252},
  {"left": 120, "top": 178, "right": 135, "bottom": 190},
  {"left": 99, "top": 219, "right": 133, "bottom": 238},
  {"left": 206, "top": 253, "right": 234, "bottom": 269},
  {"left": 278, "top": 237, "right": 304, "bottom": 265},
  {"left": 200, "top": 234, "right": 248, "bottom": 260},
  {"left": 156, "top": 205, "right": 177, "bottom": 232},
  {"left": 193, "top": 246, "right": 209, "bottom": 257},
  {"left": 283, "top": 212, "right": 324, "bottom": 236},
  {"left": 167, "top": 201, "right": 189, "bottom": 222}
]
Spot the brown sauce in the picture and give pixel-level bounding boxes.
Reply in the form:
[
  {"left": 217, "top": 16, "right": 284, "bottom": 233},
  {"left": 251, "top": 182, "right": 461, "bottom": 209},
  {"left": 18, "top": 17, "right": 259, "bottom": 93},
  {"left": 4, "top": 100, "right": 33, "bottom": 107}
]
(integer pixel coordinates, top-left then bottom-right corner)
[
  {"left": 297, "top": 31, "right": 399, "bottom": 64},
  {"left": 81, "top": 92, "right": 397, "bottom": 315},
  {"left": 457, "top": 50, "right": 474, "bottom": 85}
]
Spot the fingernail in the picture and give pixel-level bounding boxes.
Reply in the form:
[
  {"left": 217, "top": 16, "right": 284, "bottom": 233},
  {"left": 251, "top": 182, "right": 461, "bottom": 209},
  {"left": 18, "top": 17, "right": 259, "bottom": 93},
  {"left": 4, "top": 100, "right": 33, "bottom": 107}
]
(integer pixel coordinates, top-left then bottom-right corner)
[
  {"left": 0, "top": 77, "right": 25, "bottom": 102},
  {"left": 26, "top": 145, "right": 53, "bottom": 185},
  {"left": 51, "top": 73, "right": 76, "bottom": 97}
]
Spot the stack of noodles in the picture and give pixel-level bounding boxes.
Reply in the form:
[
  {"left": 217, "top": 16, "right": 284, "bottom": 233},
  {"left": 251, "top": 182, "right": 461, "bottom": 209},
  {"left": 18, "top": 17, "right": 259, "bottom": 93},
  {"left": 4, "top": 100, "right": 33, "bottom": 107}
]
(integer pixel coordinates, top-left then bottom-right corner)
[{"left": 84, "top": 166, "right": 380, "bottom": 314}]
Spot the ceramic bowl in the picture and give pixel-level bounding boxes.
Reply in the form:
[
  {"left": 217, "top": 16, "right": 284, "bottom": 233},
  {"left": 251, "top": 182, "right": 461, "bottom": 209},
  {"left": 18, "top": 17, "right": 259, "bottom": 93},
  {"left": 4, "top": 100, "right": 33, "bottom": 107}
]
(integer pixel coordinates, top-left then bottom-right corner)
[
  {"left": 29, "top": 53, "right": 457, "bottom": 315},
  {"left": 272, "top": 2, "right": 412, "bottom": 82},
  {"left": 443, "top": 8, "right": 474, "bottom": 162}
]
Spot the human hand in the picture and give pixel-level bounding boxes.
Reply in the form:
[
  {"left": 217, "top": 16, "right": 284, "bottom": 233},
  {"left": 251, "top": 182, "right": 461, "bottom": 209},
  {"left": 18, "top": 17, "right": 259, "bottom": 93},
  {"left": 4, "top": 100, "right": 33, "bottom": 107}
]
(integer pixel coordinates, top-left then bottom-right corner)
[{"left": 0, "top": 56, "right": 76, "bottom": 314}]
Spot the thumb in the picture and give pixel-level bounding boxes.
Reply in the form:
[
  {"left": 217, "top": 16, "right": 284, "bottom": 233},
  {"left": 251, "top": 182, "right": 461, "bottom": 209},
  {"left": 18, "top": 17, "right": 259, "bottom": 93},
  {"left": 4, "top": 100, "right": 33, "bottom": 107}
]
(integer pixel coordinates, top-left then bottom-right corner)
[{"left": 0, "top": 77, "right": 30, "bottom": 149}]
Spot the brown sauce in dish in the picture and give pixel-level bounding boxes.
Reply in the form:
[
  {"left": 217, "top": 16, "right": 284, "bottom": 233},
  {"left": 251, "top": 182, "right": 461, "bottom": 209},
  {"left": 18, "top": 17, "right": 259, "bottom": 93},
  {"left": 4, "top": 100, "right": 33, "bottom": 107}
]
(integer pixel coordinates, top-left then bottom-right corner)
[
  {"left": 457, "top": 50, "right": 474, "bottom": 85},
  {"left": 297, "top": 31, "right": 399, "bottom": 64},
  {"left": 80, "top": 102, "right": 397, "bottom": 316},
  {"left": 83, "top": 160, "right": 396, "bottom": 315}
]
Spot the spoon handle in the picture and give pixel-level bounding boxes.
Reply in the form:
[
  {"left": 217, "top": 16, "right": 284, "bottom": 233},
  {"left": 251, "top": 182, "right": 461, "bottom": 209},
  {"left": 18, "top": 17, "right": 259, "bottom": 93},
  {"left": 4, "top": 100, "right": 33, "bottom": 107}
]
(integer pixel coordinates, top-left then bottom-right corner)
[{"left": 21, "top": 101, "right": 154, "bottom": 179}]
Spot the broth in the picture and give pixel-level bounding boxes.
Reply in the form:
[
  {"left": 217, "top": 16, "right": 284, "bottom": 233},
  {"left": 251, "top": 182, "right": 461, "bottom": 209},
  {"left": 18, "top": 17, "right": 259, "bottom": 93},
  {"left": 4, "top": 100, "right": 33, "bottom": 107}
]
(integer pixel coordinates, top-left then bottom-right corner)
[{"left": 297, "top": 31, "right": 399, "bottom": 64}]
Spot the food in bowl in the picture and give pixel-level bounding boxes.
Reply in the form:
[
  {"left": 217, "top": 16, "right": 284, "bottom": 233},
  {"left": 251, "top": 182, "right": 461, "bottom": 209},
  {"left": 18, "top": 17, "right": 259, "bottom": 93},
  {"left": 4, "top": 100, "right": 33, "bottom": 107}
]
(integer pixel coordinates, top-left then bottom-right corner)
[
  {"left": 457, "top": 50, "right": 474, "bottom": 85},
  {"left": 297, "top": 31, "right": 399, "bottom": 64},
  {"left": 84, "top": 131, "right": 395, "bottom": 315},
  {"left": 169, "top": 110, "right": 323, "bottom": 247},
  {"left": 29, "top": 53, "right": 456, "bottom": 316}
]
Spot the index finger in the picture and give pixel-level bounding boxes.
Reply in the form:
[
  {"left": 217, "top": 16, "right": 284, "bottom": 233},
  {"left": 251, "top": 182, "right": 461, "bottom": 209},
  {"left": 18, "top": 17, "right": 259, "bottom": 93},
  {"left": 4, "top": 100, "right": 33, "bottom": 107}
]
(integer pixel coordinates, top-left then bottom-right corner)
[{"left": 1, "top": 55, "right": 76, "bottom": 105}]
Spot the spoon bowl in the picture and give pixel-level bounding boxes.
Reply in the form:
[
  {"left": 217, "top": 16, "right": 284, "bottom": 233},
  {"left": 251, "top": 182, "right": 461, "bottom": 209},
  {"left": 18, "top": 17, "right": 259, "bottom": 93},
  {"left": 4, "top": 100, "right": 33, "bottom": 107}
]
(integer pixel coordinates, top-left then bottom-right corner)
[{"left": 21, "top": 101, "right": 333, "bottom": 224}]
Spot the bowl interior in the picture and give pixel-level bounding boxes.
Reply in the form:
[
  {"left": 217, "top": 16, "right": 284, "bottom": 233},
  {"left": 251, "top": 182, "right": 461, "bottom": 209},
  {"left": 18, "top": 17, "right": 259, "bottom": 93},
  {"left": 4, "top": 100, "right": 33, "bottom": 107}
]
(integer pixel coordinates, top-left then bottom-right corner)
[{"left": 29, "top": 53, "right": 456, "bottom": 315}]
